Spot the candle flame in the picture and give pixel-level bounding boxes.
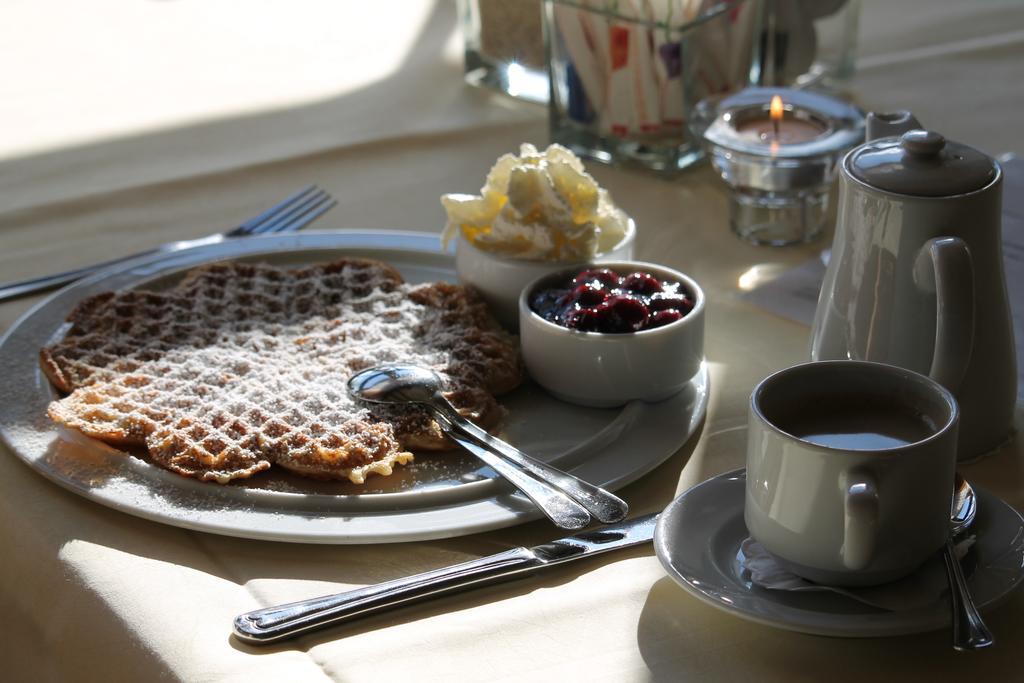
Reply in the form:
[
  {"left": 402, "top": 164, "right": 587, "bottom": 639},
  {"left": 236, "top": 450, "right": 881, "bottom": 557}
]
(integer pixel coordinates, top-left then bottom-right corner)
[{"left": 770, "top": 95, "right": 784, "bottom": 122}]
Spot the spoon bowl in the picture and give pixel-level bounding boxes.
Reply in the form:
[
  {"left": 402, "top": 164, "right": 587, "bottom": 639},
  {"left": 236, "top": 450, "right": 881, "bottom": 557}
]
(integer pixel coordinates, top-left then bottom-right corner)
[
  {"left": 347, "top": 364, "right": 629, "bottom": 528},
  {"left": 950, "top": 473, "right": 978, "bottom": 536},
  {"left": 944, "top": 474, "right": 992, "bottom": 651},
  {"left": 348, "top": 364, "right": 442, "bottom": 406}
]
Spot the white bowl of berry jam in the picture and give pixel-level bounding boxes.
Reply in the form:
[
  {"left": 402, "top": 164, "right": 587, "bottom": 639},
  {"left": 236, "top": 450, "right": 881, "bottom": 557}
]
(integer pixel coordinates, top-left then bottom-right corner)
[
  {"left": 518, "top": 262, "right": 705, "bottom": 407},
  {"left": 454, "top": 219, "right": 636, "bottom": 330}
]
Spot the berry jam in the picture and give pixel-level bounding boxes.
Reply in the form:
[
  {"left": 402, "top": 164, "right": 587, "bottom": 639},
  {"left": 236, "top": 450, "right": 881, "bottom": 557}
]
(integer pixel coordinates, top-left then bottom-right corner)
[{"left": 530, "top": 268, "right": 695, "bottom": 333}]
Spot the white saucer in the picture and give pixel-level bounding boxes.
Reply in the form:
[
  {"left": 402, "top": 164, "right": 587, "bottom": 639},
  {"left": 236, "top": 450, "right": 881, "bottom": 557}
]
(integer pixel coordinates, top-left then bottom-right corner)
[{"left": 654, "top": 469, "right": 1024, "bottom": 637}]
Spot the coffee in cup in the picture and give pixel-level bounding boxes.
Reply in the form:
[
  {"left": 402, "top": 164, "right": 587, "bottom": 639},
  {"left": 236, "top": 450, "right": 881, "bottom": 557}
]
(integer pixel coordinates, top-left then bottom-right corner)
[{"left": 767, "top": 393, "right": 937, "bottom": 451}]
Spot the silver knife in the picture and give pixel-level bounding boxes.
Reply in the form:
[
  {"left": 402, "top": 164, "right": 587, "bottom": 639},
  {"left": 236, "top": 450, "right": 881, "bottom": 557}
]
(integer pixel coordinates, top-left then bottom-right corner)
[{"left": 233, "top": 513, "right": 658, "bottom": 645}]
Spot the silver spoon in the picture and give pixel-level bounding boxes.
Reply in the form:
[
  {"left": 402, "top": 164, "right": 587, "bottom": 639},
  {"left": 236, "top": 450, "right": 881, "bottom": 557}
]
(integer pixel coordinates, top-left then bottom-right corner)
[
  {"left": 347, "top": 364, "right": 629, "bottom": 529},
  {"left": 945, "top": 475, "right": 993, "bottom": 651}
]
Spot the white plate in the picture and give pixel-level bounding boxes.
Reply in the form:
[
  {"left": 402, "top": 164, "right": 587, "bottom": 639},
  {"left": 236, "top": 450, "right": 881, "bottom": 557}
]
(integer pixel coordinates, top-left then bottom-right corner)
[
  {"left": 0, "top": 231, "right": 709, "bottom": 544},
  {"left": 654, "top": 469, "right": 1024, "bottom": 637}
]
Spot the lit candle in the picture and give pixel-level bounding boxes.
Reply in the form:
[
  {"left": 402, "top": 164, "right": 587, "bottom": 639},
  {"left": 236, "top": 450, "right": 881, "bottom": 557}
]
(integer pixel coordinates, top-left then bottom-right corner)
[
  {"left": 734, "top": 95, "right": 827, "bottom": 144},
  {"left": 699, "top": 87, "right": 865, "bottom": 246}
]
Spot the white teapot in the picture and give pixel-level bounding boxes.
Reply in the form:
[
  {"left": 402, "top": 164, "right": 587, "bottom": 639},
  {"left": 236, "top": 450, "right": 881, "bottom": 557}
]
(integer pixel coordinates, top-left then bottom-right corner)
[{"left": 809, "top": 111, "right": 1016, "bottom": 459}]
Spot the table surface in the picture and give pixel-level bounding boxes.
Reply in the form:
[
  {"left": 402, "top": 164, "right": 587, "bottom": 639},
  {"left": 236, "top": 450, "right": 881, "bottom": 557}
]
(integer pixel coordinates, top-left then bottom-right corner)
[{"left": 2, "top": 1, "right": 1023, "bottom": 680}]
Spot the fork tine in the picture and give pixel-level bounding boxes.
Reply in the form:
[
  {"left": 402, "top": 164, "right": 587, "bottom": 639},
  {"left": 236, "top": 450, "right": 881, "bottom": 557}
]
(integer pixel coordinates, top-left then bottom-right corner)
[
  {"left": 268, "top": 196, "right": 338, "bottom": 234},
  {"left": 0, "top": 185, "right": 336, "bottom": 302},
  {"left": 246, "top": 189, "right": 327, "bottom": 234},
  {"left": 226, "top": 185, "right": 318, "bottom": 237},
  {"left": 253, "top": 190, "right": 335, "bottom": 234}
]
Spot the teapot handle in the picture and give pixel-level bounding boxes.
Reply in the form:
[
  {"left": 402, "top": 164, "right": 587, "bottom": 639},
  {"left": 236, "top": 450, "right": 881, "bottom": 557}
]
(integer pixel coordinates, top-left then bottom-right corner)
[{"left": 915, "top": 237, "right": 975, "bottom": 391}]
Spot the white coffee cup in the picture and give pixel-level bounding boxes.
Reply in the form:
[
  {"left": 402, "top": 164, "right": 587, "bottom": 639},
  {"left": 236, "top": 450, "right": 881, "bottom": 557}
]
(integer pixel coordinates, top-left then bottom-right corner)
[{"left": 745, "top": 360, "right": 959, "bottom": 587}]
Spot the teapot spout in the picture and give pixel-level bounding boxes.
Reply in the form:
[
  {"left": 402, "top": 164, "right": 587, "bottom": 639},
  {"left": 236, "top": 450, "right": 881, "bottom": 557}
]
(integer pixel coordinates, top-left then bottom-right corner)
[{"left": 865, "top": 111, "right": 923, "bottom": 141}]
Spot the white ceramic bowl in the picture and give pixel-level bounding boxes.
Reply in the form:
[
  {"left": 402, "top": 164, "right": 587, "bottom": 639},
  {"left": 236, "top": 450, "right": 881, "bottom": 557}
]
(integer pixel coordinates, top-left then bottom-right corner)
[
  {"left": 454, "top": 219, "right": 636, "bottom": 329},
  {"left": 518, "top": 261, "right": 705, "bottom": 407}
]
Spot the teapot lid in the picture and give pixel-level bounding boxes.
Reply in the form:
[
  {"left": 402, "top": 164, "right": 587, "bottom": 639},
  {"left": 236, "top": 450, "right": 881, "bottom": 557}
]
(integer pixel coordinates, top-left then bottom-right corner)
[{"left": 848, "top": 130, "right": 996, "bottom": 197}]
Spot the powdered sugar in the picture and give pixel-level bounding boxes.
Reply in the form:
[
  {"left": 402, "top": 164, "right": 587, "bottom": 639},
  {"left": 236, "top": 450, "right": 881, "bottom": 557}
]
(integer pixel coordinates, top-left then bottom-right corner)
[{"left": 42, "top": 258, "right": 520, "bottom": 484}]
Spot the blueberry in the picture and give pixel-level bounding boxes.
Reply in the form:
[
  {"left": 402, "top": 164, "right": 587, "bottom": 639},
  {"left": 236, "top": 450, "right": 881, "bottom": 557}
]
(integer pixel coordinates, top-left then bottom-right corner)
[
  {"left": 621, "top": 272, "right": 663, "bottom": 296},
  {"left": 563, "top": 306, "right": 602, "bottom": 331},
  {"left": 648, "top": 309, "right": 684, "bottom": 328},
  {"left": 567, "top": 283, "right": 607, "bottom": 308},
  {"left": 530, "top": 289, "right": 565, "bottom": 322},
  {"left": 595, "top": 295, "right": 650, "bottom": 333},
  {"left": 571, "top": 268, "right": 621, "bottom": 289},
  {"left": 649, "top": 292, "right": 694, "bottom": 314}
]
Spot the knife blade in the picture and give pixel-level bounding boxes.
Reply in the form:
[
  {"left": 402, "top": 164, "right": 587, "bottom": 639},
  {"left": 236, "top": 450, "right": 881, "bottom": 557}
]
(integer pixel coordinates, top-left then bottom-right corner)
[{"left": 233, "top": 513, "right": 658, "bottom": 645}]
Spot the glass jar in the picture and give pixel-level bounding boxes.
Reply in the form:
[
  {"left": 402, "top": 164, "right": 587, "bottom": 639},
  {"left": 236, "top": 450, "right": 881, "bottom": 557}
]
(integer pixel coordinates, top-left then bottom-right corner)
[
  {"left": 544, "top": 0, "right": 759, "bottom": 176},
  {"left": 459, "top": 0, "right": 549, "bottom": 104},
  {"left": 752, "top": 0, "right": 861, "bottom": 90}
]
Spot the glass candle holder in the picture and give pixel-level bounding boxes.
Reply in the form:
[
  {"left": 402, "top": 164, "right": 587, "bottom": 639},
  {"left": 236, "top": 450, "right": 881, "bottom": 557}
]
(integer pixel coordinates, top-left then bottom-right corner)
[
  {"left": 543, "top": 0, "right": 759, "bottom": 176},
  {"left": 701, "top": 87, "right": 864, "bottom": 245}
]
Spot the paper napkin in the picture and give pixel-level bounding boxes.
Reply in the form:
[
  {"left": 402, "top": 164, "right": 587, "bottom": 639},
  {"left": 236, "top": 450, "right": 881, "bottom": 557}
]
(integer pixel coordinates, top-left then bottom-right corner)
[{"left": 740, "top": 537, "right": 974, "bottom": 612}]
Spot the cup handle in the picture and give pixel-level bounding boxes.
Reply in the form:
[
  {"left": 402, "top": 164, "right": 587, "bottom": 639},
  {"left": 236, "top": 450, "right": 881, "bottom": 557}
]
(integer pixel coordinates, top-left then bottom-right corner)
[
  {"left": 915, "top": 237, "right": 975, "bottom": 392},
  {"left": 841, "top": 472, "right": 879, "bottom": 570}
]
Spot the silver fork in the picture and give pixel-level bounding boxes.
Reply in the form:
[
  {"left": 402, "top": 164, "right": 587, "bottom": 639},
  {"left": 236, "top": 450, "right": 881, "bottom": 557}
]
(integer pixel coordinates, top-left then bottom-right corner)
[{"left": 0, "top": 185, "right": 336, "bottom": 302}]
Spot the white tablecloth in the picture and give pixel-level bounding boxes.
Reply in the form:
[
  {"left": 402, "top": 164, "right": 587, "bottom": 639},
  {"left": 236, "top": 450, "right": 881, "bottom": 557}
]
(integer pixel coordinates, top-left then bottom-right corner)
[{"left": 2, "top": 1, "right": 1023, "bottom": 680}]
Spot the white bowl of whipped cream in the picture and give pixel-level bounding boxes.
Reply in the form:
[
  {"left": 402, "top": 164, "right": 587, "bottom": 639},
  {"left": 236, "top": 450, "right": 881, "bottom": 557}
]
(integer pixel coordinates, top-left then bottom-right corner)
[{"left": 441, "top": 143, "right": 635, "bottom": 329}]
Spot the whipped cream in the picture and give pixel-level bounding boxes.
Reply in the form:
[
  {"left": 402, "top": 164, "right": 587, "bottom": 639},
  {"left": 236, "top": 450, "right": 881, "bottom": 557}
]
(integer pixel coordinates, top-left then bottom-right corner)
[{"left": 441, "top": 143, "right": 630, "bottom": 261}]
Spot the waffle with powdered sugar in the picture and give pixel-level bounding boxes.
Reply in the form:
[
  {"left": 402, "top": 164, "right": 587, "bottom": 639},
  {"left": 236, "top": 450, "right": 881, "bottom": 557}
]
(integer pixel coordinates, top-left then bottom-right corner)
[{"left": 40, "top": 258, "right": 521, "bottom": 484}]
